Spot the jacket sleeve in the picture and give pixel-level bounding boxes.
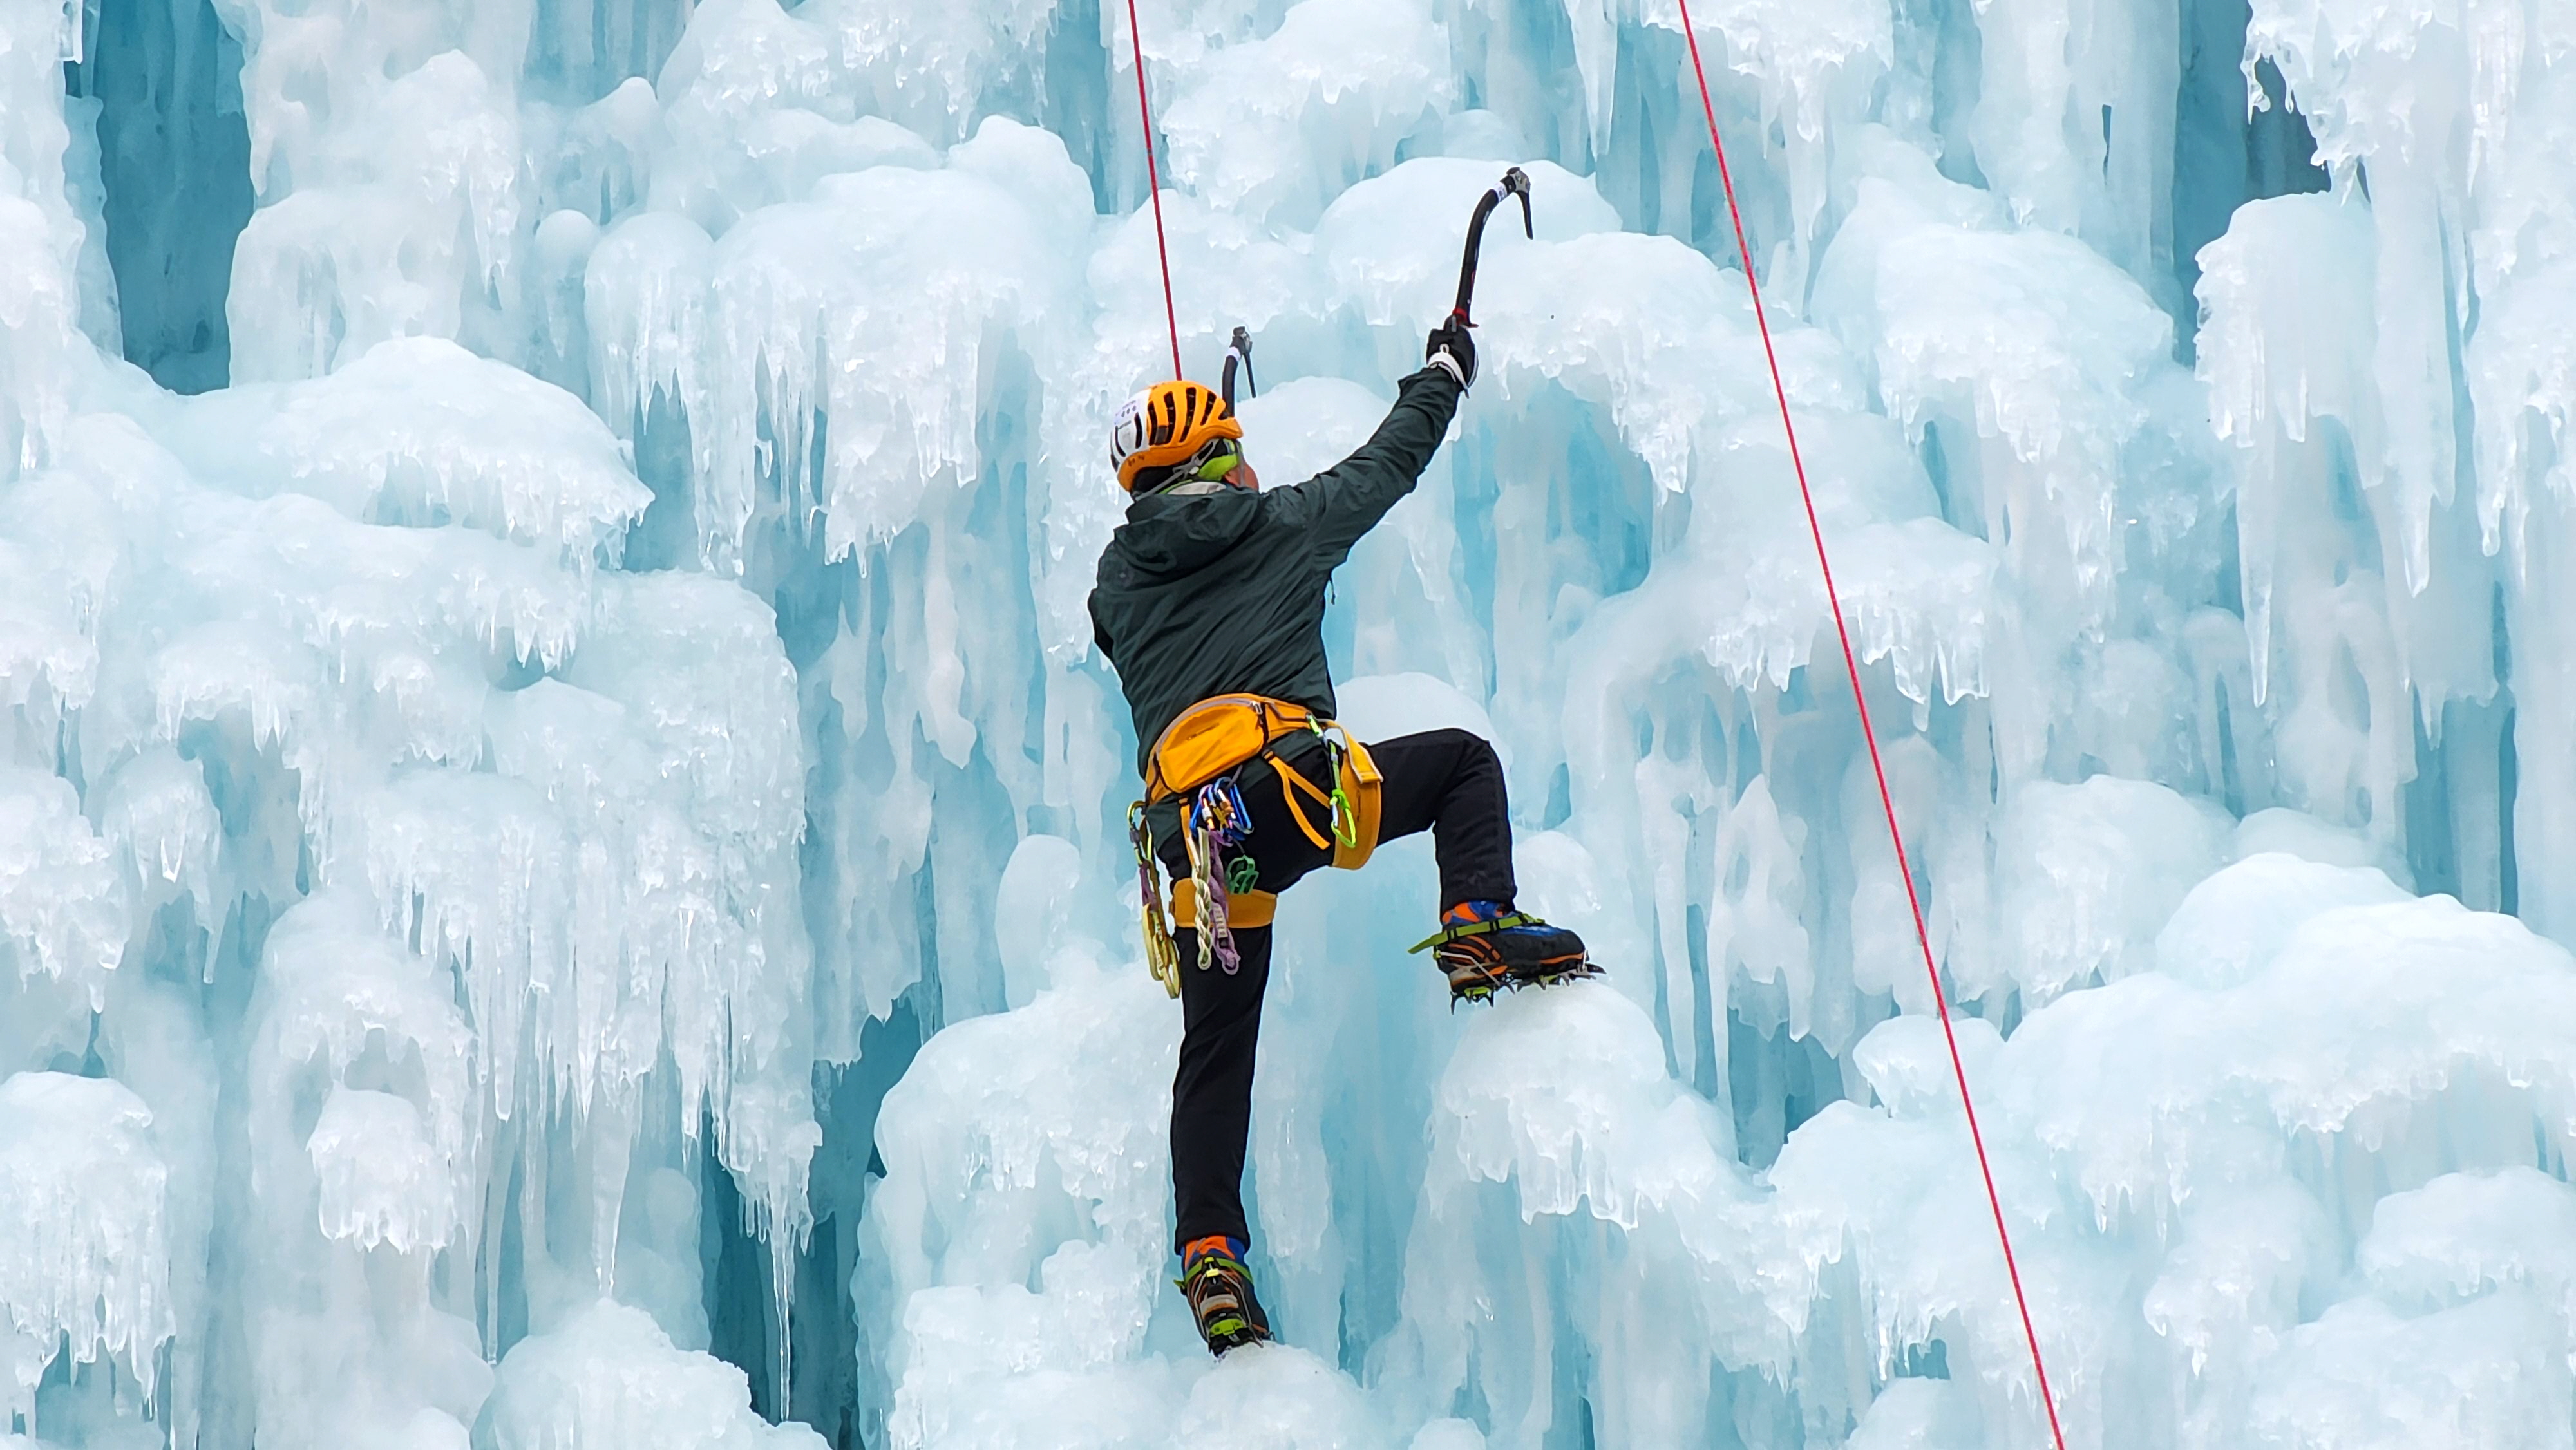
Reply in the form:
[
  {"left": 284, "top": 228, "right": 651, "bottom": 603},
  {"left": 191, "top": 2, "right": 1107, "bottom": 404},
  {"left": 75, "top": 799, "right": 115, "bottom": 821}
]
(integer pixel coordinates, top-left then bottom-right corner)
[{"left": 1269, "top": 366, "right": 1463, "bottom": 569}]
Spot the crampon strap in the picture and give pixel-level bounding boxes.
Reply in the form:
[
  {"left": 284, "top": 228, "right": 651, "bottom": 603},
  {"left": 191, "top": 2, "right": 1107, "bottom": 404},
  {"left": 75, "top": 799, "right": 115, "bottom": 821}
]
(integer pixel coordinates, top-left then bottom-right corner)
[{"left": 1405, "top": 912, "right": 1539, "bottom": 954}]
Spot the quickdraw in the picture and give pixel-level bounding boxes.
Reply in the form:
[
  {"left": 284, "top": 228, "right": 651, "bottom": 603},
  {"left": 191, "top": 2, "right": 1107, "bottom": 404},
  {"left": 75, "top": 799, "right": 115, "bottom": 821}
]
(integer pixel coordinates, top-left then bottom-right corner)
[
  {"left": 1131, "top": 778, "right": 1264, "bottom": 997},
  {"left": 1185, "top": 776, "right": 1256, "bottom": 974},
  {"left": 1130, "top": 802, "right": 1182, "bottom": 996}
]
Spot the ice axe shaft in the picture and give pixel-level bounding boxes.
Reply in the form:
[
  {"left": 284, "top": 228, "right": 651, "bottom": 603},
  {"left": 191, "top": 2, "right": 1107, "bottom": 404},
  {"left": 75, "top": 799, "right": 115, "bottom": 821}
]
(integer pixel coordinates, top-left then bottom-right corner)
[
  {"left": 1221, "top": 326, "right": 1256, "bottom": 409},
  {"left": 1450, "top": 167, "right": 1533, "bottom": 326}
]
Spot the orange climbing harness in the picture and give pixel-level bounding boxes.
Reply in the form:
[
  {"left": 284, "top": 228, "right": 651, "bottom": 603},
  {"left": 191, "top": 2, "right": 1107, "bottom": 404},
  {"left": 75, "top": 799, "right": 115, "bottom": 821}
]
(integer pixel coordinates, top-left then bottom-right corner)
[
  {"left": 1146, "top": 695, "right": 1381, "bottom": 864},
  {"left": 1128, "top": 695, "right": 1383, "bottom": 997}
]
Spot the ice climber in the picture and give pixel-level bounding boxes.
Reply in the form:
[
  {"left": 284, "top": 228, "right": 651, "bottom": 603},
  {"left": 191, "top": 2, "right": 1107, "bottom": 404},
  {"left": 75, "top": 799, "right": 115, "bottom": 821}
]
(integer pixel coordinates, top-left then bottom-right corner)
[{"left": 1088, "top": 319, "right": 1599, "bottom": 1356}]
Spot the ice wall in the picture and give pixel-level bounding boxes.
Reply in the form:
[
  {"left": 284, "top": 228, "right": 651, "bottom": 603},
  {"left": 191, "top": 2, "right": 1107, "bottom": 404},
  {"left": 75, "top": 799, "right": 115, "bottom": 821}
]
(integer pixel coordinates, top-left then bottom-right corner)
[{"left": 3, "top": 0, "right": 2574, "bottom": 1445}]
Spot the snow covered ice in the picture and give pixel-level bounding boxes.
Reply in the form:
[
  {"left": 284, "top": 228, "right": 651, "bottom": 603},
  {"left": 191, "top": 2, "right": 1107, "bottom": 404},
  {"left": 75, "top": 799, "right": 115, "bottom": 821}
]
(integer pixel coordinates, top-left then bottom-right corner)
[{"left": 2, "top": 0, "right": 2575, "bottom": 1443}]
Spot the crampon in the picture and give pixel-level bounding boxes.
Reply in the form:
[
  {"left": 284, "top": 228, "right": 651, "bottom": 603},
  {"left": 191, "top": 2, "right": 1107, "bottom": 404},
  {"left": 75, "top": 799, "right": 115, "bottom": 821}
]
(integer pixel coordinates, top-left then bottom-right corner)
[
  {"left": 1410, "top": 909, "right": 1602, "bottom": 1004},
  {"left": 1178, "top": 1241, "right": 1273, "bottom": 1355}
]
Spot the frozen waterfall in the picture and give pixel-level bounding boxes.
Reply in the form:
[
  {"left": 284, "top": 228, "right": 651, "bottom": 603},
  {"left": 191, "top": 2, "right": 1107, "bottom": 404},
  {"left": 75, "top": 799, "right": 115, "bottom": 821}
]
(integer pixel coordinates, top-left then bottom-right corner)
[{"left": 1, "top": 0, "right": 2573, "bottom": 1445}]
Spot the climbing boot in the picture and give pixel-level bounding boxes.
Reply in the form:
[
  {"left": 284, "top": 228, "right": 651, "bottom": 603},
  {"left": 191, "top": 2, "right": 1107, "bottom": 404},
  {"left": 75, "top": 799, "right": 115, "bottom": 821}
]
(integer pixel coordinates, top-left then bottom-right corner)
[
  {"left": 1179, "top": 1236, "right": 1272, "bottom": 1355},
  {"left": 1411, "top": 900, "right": 1600, "bottom": 1004}
]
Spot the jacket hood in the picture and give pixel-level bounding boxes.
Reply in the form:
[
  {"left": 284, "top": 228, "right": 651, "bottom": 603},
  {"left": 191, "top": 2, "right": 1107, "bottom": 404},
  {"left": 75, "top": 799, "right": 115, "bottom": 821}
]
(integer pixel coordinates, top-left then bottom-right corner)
[{"left": 1110, "top": 487, "right": 1264, "bottom": 579}]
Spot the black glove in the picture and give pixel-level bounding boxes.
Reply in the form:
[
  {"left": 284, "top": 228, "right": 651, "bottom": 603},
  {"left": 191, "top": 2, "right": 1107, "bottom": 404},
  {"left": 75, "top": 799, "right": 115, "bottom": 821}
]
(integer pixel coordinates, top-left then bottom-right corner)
[{"left": 1426, "top": 317, "right": 1477, "bottom": 390}]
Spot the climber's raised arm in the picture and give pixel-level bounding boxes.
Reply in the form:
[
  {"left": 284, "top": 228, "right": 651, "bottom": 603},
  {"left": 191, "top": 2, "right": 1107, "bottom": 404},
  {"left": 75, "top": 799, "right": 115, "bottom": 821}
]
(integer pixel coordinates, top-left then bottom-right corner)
[{"left": 1269, "top": 323, "right": 1475, "bottom": 567}]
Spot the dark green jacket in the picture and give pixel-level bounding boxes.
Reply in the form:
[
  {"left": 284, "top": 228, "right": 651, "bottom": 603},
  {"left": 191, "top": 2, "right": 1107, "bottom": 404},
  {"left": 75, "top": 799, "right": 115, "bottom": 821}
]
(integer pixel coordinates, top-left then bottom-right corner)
[{"left": 1090, "top": 366, "right": 1464, "bottom": 777}]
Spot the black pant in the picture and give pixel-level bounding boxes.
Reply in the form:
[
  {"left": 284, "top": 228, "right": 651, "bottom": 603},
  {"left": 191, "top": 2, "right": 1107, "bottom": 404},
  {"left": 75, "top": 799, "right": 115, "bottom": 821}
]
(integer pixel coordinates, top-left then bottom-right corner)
[{"left": 1167, "top": 728, "right": 1515, "bottom": 1252}]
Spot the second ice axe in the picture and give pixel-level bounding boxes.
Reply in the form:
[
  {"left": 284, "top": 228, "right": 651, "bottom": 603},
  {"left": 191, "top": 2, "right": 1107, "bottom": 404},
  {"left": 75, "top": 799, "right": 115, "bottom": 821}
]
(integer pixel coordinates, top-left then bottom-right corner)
[{"left": 1221, "top": 326, "right": 1256, "bottom": 410}]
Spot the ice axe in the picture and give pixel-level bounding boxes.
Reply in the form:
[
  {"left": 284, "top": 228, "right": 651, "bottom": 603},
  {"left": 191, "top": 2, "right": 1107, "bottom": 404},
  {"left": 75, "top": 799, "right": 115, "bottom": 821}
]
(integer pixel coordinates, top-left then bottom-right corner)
[
  {"left": 1221, "top": 325, "right": 1256, "bottom": 410},
  {"left": 1448, "top": 167, "right": 1533, "bottom": 328}
]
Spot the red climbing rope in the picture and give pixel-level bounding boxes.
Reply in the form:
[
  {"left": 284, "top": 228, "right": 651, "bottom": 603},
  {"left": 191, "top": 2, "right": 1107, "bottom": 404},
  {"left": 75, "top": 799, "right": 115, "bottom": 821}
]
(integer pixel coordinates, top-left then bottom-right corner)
[
  {"left": 1123, "top": 0, "right": 1185, "bottom": 379},
  {"left": 1667, "top": 6, "right": 2069, "bottom": 1447}
]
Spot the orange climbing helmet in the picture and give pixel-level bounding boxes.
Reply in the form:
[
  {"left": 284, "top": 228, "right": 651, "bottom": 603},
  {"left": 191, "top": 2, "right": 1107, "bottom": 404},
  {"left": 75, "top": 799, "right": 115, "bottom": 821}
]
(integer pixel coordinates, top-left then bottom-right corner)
[{"left": 1112, "top": 380, "right": 1244, "bottom": 492}]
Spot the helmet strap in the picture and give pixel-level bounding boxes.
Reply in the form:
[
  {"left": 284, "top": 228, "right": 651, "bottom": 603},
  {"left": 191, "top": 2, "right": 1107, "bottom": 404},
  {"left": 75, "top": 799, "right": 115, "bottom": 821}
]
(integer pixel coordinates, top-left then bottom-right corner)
[{"left": 1138, "top": 442, "right": 1244, "bottom": 496}]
